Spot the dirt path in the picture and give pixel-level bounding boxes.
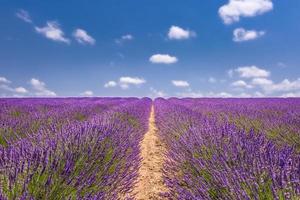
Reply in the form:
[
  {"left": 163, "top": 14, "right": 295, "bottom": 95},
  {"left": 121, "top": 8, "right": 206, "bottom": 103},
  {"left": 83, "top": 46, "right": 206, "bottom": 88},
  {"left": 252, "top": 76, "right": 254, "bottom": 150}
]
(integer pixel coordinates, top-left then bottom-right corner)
[{"left": 133, "top": 105, "right": 168, "bottom": 200}]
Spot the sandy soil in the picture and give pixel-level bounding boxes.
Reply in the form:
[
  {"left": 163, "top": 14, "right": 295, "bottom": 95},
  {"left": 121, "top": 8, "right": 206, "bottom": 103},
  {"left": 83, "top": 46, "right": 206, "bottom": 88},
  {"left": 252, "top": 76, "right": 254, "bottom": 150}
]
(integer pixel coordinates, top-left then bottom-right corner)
[{"left": 132, "top": 105, "right": 168, "bottom": 200}]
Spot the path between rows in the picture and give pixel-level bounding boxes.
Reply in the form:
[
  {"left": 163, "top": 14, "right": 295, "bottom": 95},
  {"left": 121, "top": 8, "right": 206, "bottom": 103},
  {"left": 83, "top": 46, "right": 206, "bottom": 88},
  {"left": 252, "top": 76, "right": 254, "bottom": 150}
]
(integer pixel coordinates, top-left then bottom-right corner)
[{"left": 132, "top": 105, "right": 168, "bottom": 200}]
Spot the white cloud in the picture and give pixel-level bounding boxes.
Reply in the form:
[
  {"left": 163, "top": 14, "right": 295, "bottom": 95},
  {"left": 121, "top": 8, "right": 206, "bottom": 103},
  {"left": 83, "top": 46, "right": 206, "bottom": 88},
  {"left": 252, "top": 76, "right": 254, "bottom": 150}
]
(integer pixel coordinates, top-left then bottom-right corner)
[
  {"left": 208, "top": 77, "right": 217, "bottom": 83},
  {"left": 121, "top": 34, "right": 133, "bottom": 40},
  {"left": 208, "top": 92, "right": 233, "bottom": 98},
  {"left": 218, "top": 92, "right": 233, "bottom": 98},
  {"left": 172, "top": 80, "right": 190, "bottom": 87},
  {"left": 0, "top": 81, "right": 28, "bottom": 95},
  {"left": 219, "top": 0, "right": 273, "bottom": 24},
  {"left": 251, "top": 77, "right": 300, "bottom": 95},
  {"left": 119, "top": 84, "right": 129, "bottom": 89},
  {"left": 236, "top": 92, "right": 252, "bottom": 97},
  {"left": 16, "top": 9, "right": 32, "bottom": 23},
  {"left": 30, "top": 78, "right": 45, "bottom": 90},
  {"left": 176, "top": 91, "right": 203, "bottom": 98},
  {"left": 235, "top": 66, "right": 270, "bottom": 78},
  {"left": 35, "top": 21, "right": 70, "bottom": 44},
  {"left": 280, "top": 92, "right": 300, "bottom": 98},
  {"left": 0, "top": 77, "right": 11, "bottom": 84},
  {"left": 0, "top": 85, "right": 13, "bottom": 92},
  {"left": 115, "top": 34, "right": 134, "bottom": 44},
  {"left": 15, "top": 87, "right": 28, "bottom": 94},
  {"left": 254, "top": 91, "right": 265, "bottom": 97},
  {"left": 251, "top": 77, "right": 273, "bottom": 86},
  {"left": 267, "top": 79, "right": 300, "bottom": 93},
  {"left": 228, "top": 68, "right": 300, "bottom": 96},
  {"left": 30, "top": 78, "right": 56, "bottom": 96},
  {"left": 104, "top": 77, "right": 146, "bottom": 89},
  {"left": 233, "top": 28, "right": 265, "bottom": 42},
  {"left": 149, "top": 54, "right": 178, "bottom": 64},
  {"left": 150, "top": 87, "right": 167, "bottom": 97},
  {"left": 73, "top": 29, "right": 95, "bottom": 45},
  {"left": 120, "top": 76, "right": 145, "bottom": 85},
  {"left": 168, "top": 26, "right": 196, "bottom": 40},
  {"left": 231, "top": 80, "right": 253, "bottom": 88},
  {"left": 104, "top": 81, "right": 117, "bottom": 88},
  {"left": 81, "top": 90, "right": 93, "bottom": 96},
  {"left": 0, "top": 77, "right": 54, "bottom": 97},
  {"left": 119, "top": 76, "right": 146, "bottom": 89}
]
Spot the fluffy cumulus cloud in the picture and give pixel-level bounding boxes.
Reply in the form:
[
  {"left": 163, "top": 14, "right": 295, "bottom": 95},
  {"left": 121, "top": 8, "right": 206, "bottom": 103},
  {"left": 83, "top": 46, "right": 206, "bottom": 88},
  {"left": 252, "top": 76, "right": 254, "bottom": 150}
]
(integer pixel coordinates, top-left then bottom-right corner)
[
  {"left": 265, "top": 79, "right": 300, "bottom": 93},
  {"left": 14, "top": 87, "right": 28, "bottom": 94},
  {"left": 231, "top": 80, "right": 253, "bottom": 88},
  {"left": 16, "top": 9, "right": 32, "bottom": 23},
  {"left": 0, "top": 77, "right": 10, "bottom": 88},
  {"left": 80, "top": 90, "right": 93, "bottom": 96},
  {"left": 228, "top": 66, "right": 300, "bottom": 96},
  {"left": 254, "top": 91, "right": 265, "bottom": 97},
  {"left": 207, "top": 91, "right": 233, "bottom": 98},
  {"left": 149, "top": 87, "right": 167, "bottom": 98},
  {"left": 235, "top": 66, "right": 270, "bottom": 78},
  {"left": 35, "top": 21, "right": 70, "bottom": 44},
  {"left": 235, "top": 92, "right": 252, "bottom": 98},
  {"left": 104, "top": 81, "right": 117, "bottom": 88},
  {"left": 281, "top": 92, "right": 300, "bottom": 98},
  {"left": 149, "top": 54, "right": 178, "bottom": 64},
  {"left": 212, "top": 91, "right": 265, "bottom": 98},
  {"left": 233, "top": 28, "right": 265, "bottom": 42},
  {"left": 121, "top": 34, "right": 133, "bottom": 40},
  {"left": 0, "top": 77, "right": 55, "bottom": 96},
  {"left": 0, "top": 77, "right": 11, "bottom": 84},
  {"left": 0, "top": 84, "right": 13, "bottom": 92},
  {"left": 119, "top": 77, "right": 146, "bottom": 89},
  {"left": 274, "top": 79, "right": 300, "bottom": 92},
  {"left": 73, "top": 29, "right": 95, "bottom": 45},
  {"left": 115, "top": 34, "right": 134, "bottom": 44},
  {"left": 30, "top": 78, "right": 56, "bottom": 96},
  {"left": 250, "top": 77, "right": 300, "bottom": 96},
  {"left": 172, "top": 80, "right": 190, "bottom": 87},
  {"left": 251, "top": 77, "right": 273, "bottom": 86},
  {"left": 218, "top": 92, "right": 233, "bottom": 98},
  {"left": 104, "top": 77, "right": 146, "bottom": 89},
  {"left": 0, "top": 76, "right": 28, "bottom": 96},
  {"left": 168, "top": 26, "right": 196, "bottom": 40},
  {"left": 219, "top": 0, "right": 273, "bottom": 24}
]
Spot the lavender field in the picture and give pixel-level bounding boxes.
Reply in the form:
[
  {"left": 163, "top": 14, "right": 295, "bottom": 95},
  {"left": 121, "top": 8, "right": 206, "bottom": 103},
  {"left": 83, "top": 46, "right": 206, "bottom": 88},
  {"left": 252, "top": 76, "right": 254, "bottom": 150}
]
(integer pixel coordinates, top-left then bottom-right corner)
[
  {"left": 0, "top": 98, "right": 300, "bottom": 199},
  {"left": 3, "top": 0, "right": 300, "bottom": 199}
]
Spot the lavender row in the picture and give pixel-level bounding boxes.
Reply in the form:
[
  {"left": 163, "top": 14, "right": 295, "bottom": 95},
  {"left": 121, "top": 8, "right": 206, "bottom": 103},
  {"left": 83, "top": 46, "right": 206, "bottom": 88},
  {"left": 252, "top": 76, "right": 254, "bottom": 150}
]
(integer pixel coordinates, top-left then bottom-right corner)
[
  {"left": 0, "top": 98, "right": 151, "bottom": 199},
  {"left": 0, "top": 98, "right": 134, "bottom": 146},
  {"left": 154, "top": 98, "right": 300, "bottom": 199},
  {"left": 170, "top": 98, "right": 300, "bottom": 152}
]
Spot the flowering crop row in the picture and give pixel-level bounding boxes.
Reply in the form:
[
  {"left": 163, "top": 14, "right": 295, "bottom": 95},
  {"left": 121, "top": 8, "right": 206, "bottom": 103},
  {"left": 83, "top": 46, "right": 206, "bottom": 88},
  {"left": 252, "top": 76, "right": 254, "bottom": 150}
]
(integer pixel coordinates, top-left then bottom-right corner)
[
  {"left": 154, "top": 98, "right": 300, "bottom": 199},
  {"left": 0, "top": 98, "right": 151, "bottom": 199},
  {"left": 0, "top": 98, "right": 135, "bottom": 146},
  {"left": 169, "top": 98, "right": 300, "bottom": 152}
]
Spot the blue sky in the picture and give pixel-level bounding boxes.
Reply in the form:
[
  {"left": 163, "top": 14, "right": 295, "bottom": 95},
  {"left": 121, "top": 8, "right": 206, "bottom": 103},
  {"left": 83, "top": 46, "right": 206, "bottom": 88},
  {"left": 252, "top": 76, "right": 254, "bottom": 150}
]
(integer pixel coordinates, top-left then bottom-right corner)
[{"left": 0, "top": 0, "right": 300, "bottom": 97}]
